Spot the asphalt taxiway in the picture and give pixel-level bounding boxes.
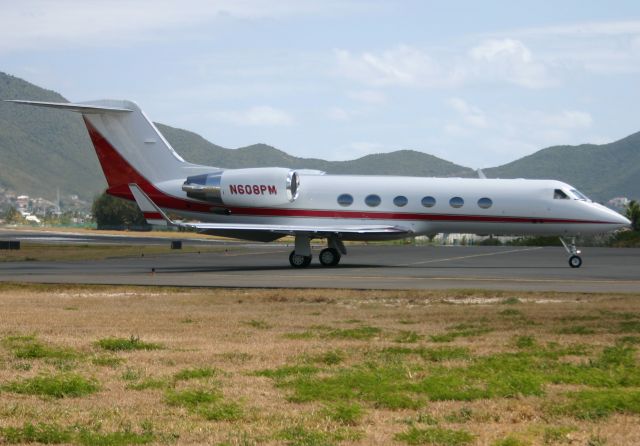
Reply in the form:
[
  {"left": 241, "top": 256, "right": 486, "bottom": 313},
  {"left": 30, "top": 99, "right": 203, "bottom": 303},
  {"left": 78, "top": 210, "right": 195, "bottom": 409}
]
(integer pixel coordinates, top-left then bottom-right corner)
[{"left": 0, "top": 231, "right": 638, "bottom": 292}]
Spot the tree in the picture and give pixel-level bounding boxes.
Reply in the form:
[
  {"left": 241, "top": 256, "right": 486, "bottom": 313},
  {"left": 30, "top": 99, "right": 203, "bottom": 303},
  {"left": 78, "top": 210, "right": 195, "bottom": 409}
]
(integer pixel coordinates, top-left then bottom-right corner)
[
  {"left": 625, "top": 200, "right": 640, "bottom": 232},
  {"left": 3, "top": 206, "right": 23, "bottom": 224},
  {"left": 92, "top": 191, "right": 148, "bottom": 230}
]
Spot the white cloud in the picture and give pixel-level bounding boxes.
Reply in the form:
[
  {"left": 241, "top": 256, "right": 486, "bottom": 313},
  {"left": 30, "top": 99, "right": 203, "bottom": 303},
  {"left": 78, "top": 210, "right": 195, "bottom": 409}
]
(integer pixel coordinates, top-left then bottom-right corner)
[
  {"left": 467, "top": 38, "right": 556, "bottom": 88},
  {"left": 335, "top": 40, "right": 556, "bottom": 89},
  {"left": 447, "top": 97, "right": 488, "bottom": 128},
  {"left": 542, "top": 110, "right": 593, "bottom": 129},
  {"left": 211, "top": 106, "right": 293, "bottom": 126},
  {"left": 0, "top": 0, "right": 364, "bottom": 52},
  {"left": 335, "top": 45, "right": 446, "bottom": 87}
]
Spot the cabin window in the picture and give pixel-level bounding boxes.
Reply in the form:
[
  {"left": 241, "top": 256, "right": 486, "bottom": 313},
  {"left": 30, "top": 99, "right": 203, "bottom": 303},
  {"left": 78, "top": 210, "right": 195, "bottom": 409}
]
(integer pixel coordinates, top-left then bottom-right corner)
[
  {"left": 365, "top": 194, "right": 381, "bottom": 207},
  {"left": 477, "top": 197, "right": 493, "bottom": 209},
  {"left": 393, "top": 195, "right": 408, "bottom": 207},
  {"left": 337, "top": 194, "right": 353, "bottom": 207},
  {"left": 449, "top": 196, "right": 464, "bottom": 208},
  {"left": 554, "top": 189, "right": 569, "bottom": 200},
  {"left": 421, "top": 196, "right": 436, "bottom": 208}
]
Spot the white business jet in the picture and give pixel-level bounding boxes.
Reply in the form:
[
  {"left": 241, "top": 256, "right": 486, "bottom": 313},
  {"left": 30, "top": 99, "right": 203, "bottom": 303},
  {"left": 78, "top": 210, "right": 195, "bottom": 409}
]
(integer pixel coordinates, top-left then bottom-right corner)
[{"left": 6, "top": 99, "right": 630, "bottom": 268}]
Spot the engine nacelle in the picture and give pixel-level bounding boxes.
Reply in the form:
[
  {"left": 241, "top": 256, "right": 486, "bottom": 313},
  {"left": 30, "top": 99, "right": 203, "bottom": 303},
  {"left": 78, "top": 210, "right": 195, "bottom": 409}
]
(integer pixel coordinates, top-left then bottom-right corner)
[{"left": 182, "top": 167, "right": 300, "bottom": 207}]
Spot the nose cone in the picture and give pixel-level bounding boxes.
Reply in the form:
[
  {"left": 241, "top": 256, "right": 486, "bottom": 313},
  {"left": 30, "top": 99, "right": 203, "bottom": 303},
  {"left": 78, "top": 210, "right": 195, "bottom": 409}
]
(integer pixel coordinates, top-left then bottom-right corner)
[{"left": 596, "top": 204, "right": 631, "bottom": 228}]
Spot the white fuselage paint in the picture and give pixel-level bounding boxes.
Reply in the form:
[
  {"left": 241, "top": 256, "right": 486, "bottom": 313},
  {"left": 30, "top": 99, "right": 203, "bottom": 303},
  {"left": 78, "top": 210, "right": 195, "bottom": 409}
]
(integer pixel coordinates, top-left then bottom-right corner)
[{"left": 155, "top": 174, "right": 628, "bottom": 238}]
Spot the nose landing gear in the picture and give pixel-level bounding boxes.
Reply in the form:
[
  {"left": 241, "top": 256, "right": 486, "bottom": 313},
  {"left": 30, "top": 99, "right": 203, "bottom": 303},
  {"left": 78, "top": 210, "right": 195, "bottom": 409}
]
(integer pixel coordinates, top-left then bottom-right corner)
[{"left": 559, "top": 237, "right": 582, "bottom": 268}]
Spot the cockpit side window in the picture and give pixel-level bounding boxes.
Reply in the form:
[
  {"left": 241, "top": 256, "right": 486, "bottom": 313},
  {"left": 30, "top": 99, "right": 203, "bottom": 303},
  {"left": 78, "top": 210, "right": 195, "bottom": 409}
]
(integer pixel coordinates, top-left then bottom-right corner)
[{"left": 554, "top": 189, "right": 569, "bottom": 200}]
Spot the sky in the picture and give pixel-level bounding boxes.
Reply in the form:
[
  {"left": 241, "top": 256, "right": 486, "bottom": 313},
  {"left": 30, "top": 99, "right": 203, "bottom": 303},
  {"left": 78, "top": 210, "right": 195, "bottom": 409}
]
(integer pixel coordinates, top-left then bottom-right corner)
[{"left": 2, "top": 0, "right": 640, "bottom": 168}]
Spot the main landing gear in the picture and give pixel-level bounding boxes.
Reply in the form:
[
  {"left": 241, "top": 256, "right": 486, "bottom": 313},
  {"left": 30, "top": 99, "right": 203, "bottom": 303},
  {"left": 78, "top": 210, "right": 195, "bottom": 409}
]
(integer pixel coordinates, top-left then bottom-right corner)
[
  {"left": 288, "top": 234, "right": 346, "bottom": 268},
  {"left": 559, "top": 237, "right": 582, "bottom": 268}
]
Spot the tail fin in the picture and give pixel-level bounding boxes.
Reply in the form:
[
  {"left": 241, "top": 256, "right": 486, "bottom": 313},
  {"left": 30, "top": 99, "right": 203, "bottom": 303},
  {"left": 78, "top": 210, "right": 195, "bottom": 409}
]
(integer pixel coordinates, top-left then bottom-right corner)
[{"left": 5, "top": 99, "right": 210, "bottom": 199}]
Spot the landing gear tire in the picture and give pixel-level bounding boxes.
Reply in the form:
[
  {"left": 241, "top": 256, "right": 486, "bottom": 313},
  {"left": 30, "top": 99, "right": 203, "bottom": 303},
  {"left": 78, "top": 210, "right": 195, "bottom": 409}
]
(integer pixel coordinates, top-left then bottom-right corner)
[
  {"left": 568, "top": 255, "right": 582, "bottom": 268},
  {"left": 319, "top": 248, "right": 341, "bottom": 267},
  {"left": 289, "top": 250, "right": 312, "bottom": 268}
]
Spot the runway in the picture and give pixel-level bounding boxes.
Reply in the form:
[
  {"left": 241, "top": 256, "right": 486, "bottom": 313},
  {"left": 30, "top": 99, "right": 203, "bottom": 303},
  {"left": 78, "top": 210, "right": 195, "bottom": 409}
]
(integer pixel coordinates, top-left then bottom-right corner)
[{"left": 1, "top": 231, "right": 638, "bottom": 292}]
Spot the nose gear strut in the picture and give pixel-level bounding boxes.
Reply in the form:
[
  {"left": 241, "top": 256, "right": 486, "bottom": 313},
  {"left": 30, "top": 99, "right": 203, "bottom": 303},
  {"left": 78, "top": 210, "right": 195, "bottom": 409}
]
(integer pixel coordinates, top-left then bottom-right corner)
[{"left": 559, "top": 237, "right": 582, "bottom": 268}]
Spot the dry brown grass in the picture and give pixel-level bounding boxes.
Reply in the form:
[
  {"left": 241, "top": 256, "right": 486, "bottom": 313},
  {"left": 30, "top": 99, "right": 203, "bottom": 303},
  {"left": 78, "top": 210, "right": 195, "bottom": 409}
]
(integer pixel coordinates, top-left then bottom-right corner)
[{"left": 0, "top": 284, "right": 639, "bottom": 445}]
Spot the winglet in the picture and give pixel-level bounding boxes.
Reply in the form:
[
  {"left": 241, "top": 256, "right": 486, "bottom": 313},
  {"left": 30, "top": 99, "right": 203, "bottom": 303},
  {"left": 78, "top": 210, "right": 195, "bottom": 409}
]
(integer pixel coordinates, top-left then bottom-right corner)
[{"left": 128, "top": 184, "right": 172, "bottom": 226}]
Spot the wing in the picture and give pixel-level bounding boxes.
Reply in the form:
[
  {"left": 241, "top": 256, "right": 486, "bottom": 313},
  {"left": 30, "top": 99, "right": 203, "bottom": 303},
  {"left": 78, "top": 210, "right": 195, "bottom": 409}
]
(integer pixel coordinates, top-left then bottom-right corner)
[{"left": 128, "top": 183, "right": 412, "bottom": 240}]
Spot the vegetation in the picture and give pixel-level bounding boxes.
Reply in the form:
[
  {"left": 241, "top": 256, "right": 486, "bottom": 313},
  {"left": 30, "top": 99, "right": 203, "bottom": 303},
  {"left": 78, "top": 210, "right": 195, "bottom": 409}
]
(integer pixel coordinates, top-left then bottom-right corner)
[
  {"left": 95, "top": 336, "right": 163, "bottom": 351},
  {"left": 91, "top": 191, "right": 148, "bottom": 230},
  {"left": 625, "top": 199, "right": 640, "bottom": 231},
  {"left": 2, "top": 284, "right": 640, "bottom": 444},
  {"left": 2, "top": 373, "right": 99, "bottom": 398}
]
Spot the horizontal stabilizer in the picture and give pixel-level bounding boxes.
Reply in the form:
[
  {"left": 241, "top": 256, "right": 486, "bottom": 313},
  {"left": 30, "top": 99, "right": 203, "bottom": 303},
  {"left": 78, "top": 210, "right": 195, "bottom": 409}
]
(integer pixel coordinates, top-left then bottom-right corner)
[{"left": 4, "top": 100, "right": 133, "bottom": 114}]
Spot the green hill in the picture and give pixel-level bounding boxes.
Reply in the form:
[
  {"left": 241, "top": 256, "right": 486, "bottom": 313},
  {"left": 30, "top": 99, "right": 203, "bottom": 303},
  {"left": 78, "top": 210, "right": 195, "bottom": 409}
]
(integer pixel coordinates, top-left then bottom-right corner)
[
  {"left": 485, "top": 133, "right": 640, "bottom": 201},
  {"left": 1, "top": 71, "right": 638, "bottom": 204}
]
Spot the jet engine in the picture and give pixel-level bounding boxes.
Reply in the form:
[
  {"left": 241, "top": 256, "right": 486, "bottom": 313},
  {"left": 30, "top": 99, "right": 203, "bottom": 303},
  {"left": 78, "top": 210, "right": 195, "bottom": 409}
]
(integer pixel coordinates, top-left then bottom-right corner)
[{"left": 182, "top": 167, "right": 300, "bottom": 207}]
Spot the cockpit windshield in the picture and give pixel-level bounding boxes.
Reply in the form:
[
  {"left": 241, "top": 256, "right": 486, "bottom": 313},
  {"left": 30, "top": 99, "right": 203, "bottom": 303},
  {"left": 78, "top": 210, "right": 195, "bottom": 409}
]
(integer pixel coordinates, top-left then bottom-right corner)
[
  {"left": 570, "top": 189, "right": 590, "bottom": 201},
  {"left": 554, "top": 188, "right": 591, "bottom": 201}
]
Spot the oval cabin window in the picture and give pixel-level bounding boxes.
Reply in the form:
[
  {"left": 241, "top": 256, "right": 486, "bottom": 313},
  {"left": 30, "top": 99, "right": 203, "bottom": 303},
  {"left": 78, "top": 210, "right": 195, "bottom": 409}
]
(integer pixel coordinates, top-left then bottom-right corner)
[
  {"left": 477, "top": 197, "right": 492, "bottom": 209},
  {"left": 421, "top": 196, "right": 436, "bottom": 208},
  {"left": 449, "top": 197, "right": 464, "bottom": 208},
  {"left": 393, "top": 195, "right": 408, "bottom": 207},
  {"left": 337, "top": 194, "right": 353, "bottom": 207},
  {"left": 365, "top": 194, "right": 381, "bottom": 207}
]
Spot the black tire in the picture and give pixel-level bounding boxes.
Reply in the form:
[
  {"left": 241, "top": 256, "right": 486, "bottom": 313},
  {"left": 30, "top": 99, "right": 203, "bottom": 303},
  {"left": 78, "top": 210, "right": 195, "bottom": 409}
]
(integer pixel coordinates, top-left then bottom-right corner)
[
  {"left": 289, "top": 250, "right": 312, "bottom": 268},
  {"left": 319, "top": 248, "right": 341, "bottom": 267},
  {"left": 568, "top": 255, "right": 582, "bottom": 268}
]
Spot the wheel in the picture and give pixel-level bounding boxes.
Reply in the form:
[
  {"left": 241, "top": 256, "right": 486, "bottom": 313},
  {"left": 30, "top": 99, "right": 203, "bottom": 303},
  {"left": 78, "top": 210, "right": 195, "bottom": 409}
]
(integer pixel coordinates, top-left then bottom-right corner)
[
  {"left": 568, "top": 255, "right": 582, "bottom": 268},
  {"left": 289, "top": 250, "right": 312, "bottom": 268},
  {"left": 319, "top": 248, "right": 341, "bottom": 267}
]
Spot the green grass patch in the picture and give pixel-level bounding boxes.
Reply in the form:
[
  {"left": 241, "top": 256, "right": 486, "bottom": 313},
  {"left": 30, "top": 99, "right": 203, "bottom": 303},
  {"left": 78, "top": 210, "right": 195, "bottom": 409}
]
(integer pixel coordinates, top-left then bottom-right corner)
[
  {"left": 197, "top": 401, "right": 243, "bottom": 421},
  {"left": 499, "top": 309, "right": 523, "bottom": 317},
  {"left": 242, "top": 319, "right": 272, "bottom": 329},
  {"left": 542, "top": 426, "right": 575, "bottom": 444},
  {"left": 165, "top": 388, "right": 242, "bottom": 421},
  {"left": 255, "top": 364, "right": 320, "bottom": 380},
  {"left": 277, "top": 425, "right": 353, "bottom": 446},
  {"left": 165, "top": 388, "right": 219, "bottom": 407},
  {"left": 95, "top": 336, "right": 163, "bottom": 352},
  {"left": 617, "top": 336, "right": 640, "bottom": 345},
  {"left": 3, "top": 373, "right": 99, "bottom": 398},
  {"left": 618, "top": 320, "right": 640, "bottom": 333},
  {"left": 514, "top": 336, "right": 536, "bottom": 349},
  {"left": 395, "top": 330, "right": 422, "bottom": 343},
  {"left": 324, "top": 326, "right": 382, "bottom": 340},
  {"left": 395, "top": 427, "right": 474, "bottom": 445},
  {"left": 312, "top": 350, "right": 345, "bottom": 366},
  {"left": 322, "top": 402, "right": 364, "bottom": 425},
  {"left": 553, "top": 388, "right": 640, "bottom": 419},
  {"left": 91, "top": 355, "right": 124, "bottom": 367},
  {"left": 2, "top": 335, "right": 79, "bottom": 361},
  {"left": 381, "top": 346, "right": 470, "bottom": 362},
  {"left": 0, "top": 422, "right": 72, "bottom": 444},
  {"left": 77, "top": 429, "right": 154, "bottom": 446},
  {"left": 173, "top": 367, "right": 216, "bottom": 381},
  {"left": 501, "top": 297, "right": 522, "bottom": 305},
  {"left": 126, "top": 378, "right": 168, "bottom": 391},
  {"left": 284, "top": 331, "right": 315, "bottom": 340},
  {"left": 492, "top": 436, "right": 529, "bottom": 446},
  {"left": 557, "top": 325, "right": 596, "bottom": 335},
  {"left": 429, "top": 326, "right": 492, "bottom": 343}
]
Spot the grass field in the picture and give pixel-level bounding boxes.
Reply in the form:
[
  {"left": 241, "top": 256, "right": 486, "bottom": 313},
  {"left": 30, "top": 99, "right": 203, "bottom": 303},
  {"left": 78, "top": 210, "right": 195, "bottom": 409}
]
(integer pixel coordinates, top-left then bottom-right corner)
[{"left": 1, "top": 284, "right": 640, "bottom": 445}]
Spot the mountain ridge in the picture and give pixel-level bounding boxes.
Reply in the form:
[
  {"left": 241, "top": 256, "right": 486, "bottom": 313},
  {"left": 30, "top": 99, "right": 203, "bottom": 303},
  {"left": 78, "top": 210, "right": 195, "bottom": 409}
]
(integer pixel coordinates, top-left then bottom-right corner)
[{"left": 1, "top": 71, "right": 638, "bottom": 203}]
